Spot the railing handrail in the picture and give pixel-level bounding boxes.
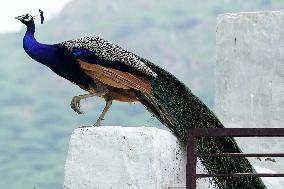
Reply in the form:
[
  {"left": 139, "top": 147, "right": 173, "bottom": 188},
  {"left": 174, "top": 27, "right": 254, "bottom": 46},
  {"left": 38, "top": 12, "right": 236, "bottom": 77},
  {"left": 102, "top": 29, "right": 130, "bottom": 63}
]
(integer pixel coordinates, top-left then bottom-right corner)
[
  {"left": 196, "top": 153, "right": 284, "bottom": 157},
  {"left": 188, "top": 128, "right": 284, "bottom": 137},
  {"left": 186, "top": 128, "right": 284, "bottom": 189}
]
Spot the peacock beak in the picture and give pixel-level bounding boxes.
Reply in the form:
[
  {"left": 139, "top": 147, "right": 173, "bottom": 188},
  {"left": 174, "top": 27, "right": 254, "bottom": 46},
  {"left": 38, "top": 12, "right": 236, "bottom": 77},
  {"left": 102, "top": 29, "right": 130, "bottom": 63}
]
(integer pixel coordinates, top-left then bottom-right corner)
[{"left": 15, "top": 15, "right": 25, "bottom": 20}]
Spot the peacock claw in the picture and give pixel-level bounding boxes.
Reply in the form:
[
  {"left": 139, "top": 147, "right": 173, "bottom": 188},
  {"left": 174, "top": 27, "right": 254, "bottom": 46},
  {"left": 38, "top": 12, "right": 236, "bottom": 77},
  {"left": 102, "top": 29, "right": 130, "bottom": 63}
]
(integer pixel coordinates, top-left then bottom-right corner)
[
  {"left": 79, "top": 125, "right": 92, "bottom": 128},
  {"left": 70, "top": 96, "right": 84, "bottom": 114},
  {"left": 94, "top": 119, "right": 103, "bottom": 127}
]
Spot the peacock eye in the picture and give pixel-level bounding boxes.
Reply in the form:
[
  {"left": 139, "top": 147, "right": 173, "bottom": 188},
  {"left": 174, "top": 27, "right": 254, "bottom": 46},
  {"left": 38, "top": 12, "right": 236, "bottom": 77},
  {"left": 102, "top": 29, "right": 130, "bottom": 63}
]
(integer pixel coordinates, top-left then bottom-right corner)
[{"left": 23, "top": 15, "right": 32, "bottom": 22}]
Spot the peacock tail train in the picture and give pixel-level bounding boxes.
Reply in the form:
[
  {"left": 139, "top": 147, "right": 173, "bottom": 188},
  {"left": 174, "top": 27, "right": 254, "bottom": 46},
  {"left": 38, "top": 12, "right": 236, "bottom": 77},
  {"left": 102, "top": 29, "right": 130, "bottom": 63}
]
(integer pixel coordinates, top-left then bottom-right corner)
[{"left": 136, "top": 58, "right": 266, "bottom": 189}]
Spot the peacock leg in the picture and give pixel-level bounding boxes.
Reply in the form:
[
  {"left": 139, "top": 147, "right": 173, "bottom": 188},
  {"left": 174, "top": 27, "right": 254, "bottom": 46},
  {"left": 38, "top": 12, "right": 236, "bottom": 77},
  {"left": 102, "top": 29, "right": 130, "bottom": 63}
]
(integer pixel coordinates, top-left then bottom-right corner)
[
  {"left": 70, "top": 93, "right": 97, "bottom": 114},
  {"left": 94, "top": 97, "right": 112, "bottom": 126}
]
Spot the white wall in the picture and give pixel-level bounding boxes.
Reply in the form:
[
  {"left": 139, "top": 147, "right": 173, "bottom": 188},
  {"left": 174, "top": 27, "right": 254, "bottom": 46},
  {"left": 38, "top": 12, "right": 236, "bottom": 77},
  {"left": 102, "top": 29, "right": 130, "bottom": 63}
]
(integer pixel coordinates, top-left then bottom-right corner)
[{"left": 215, "top": 10, "right": 284, "bottom": 184}]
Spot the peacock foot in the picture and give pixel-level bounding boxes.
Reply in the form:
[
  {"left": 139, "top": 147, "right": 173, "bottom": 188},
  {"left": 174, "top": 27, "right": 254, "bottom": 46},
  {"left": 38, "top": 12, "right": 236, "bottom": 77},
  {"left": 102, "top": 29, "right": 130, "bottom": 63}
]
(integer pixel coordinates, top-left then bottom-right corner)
[
  {"left": 79, "top": 125, "right": 92, "bottom": 128},
  {"left": 70, "top": 96, "right": 84, "bottom": 114},
  {"left": 94, "top": 119, "right": 104, "bottom": 127},
  {"left": 92, "top": 98, "right": 112, "bottom": 127}
]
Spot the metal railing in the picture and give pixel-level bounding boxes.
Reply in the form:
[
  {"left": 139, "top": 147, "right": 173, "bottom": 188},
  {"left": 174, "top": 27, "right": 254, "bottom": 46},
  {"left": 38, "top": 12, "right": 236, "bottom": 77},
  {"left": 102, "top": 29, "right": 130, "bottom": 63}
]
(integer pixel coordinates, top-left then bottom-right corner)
[{"left": 186, "top": 128, "right": 284, "bottom": 189}]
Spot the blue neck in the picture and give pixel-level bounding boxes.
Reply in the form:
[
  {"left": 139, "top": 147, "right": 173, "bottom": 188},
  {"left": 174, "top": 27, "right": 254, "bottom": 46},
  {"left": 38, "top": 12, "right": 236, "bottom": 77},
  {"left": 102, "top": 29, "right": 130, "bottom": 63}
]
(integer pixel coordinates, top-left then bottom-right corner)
[
  {"left": 22, "top": 22, "right": 94, "bottom": 86},
  {"left": 23, "top": 23, "right": 56, "bottom": 68}
]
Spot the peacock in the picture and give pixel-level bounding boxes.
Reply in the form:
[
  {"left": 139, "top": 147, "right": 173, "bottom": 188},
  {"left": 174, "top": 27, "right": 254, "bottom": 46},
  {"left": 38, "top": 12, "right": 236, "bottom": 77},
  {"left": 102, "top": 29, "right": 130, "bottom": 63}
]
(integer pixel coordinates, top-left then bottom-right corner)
[{"left": 15, "top": 10, "right": 266, "bottom": 189}]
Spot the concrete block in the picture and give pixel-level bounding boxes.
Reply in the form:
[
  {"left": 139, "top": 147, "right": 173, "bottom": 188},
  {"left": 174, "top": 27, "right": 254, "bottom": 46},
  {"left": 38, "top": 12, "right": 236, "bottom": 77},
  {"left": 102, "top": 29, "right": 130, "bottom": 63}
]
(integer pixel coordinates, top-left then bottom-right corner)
[
  {"left": 215, "top": 10, "right": 284, "bottom": 177},
  {"left": 63, "top": 127, "right": 188, "bottom": 189}
]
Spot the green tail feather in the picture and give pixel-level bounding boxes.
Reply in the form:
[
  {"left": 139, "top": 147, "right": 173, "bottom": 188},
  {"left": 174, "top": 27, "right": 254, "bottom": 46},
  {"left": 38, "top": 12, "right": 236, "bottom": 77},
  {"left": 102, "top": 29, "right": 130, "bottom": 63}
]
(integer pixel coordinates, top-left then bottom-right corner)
[{"left": 137, "top": 58, "right": 266, "bottom": 189}]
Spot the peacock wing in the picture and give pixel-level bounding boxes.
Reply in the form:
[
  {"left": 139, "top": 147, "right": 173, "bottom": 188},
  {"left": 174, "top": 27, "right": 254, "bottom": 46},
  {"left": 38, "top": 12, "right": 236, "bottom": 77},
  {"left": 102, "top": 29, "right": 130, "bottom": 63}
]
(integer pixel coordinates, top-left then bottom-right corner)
[
  {"left": 61, "top": 37, "right": 157, "bottom": 78},
  {"left": 77, "top": 59, "right": 151, "bottom": 93}
]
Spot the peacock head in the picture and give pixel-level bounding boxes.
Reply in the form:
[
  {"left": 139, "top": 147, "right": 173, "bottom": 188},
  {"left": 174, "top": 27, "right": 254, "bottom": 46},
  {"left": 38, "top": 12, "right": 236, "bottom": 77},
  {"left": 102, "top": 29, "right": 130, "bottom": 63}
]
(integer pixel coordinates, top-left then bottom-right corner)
[
  {"left": 15, "top": 14, "right": 35, "bottom": 26},
  {"left": 15, "top": 9, "right": 44, "bottom": 27}
]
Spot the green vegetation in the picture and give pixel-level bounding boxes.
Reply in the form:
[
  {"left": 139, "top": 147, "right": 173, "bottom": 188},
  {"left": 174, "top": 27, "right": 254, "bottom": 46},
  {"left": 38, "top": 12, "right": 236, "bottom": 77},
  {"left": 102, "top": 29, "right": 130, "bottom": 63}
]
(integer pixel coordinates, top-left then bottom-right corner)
[{"left": 1, "top": 0, "right": 284, "bottom": 188}]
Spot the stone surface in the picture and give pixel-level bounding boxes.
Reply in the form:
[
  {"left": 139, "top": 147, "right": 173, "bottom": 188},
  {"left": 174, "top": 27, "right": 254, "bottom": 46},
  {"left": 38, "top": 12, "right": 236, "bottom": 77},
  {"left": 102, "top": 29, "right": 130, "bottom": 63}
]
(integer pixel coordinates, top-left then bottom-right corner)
[
  {"left": 215, "top": 10, "right": 284, "bottom": 184},
  {"left": 63, "top": 127, "right": 188, "bottom": 189}
]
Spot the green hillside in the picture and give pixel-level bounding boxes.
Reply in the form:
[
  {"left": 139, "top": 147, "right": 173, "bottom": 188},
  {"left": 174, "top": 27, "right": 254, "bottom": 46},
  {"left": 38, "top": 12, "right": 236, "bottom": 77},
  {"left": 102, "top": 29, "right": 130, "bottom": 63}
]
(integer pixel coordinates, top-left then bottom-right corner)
[{"left": 1, "top": 0, "right": 284, "bottom": 188}]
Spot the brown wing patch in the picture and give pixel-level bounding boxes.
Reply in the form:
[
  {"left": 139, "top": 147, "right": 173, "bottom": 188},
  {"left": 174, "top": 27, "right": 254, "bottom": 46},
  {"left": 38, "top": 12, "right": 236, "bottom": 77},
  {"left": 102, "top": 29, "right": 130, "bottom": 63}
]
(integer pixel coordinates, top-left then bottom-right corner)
[{"left": 77, "top": 59, "right": 151, "bottom": 93}]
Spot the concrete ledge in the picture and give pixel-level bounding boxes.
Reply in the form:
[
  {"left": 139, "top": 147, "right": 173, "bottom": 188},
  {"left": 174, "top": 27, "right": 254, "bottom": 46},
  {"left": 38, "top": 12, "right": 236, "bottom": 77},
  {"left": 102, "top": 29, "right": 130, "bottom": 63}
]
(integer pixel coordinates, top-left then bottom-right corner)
[{"left": 63, "top": 127, "right": 187, "bottom": 189}]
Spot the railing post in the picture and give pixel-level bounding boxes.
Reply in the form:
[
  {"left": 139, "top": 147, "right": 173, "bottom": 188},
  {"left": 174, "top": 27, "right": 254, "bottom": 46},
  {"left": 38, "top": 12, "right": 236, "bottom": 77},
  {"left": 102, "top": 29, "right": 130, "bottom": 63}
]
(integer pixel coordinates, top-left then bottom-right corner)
[{"left": 187, "top": 132, "right": 197, "bottom": 189}]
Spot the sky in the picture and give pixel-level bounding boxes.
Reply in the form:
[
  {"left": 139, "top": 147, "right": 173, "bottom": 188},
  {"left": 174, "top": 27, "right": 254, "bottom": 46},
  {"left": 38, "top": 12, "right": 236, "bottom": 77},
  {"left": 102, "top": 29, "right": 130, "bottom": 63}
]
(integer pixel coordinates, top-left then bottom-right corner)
[{"left": 0, "top": 0, "right": 73, "bottom": 33}]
